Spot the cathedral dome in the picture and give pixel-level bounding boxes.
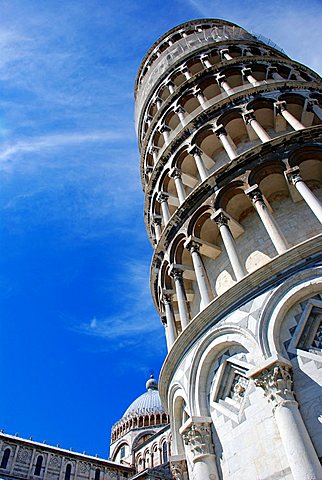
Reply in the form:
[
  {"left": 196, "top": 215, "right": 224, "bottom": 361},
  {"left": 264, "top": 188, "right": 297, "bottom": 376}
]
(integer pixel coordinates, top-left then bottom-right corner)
[{"left": 122, "top": 375, "right": 164, "bottom": 418}]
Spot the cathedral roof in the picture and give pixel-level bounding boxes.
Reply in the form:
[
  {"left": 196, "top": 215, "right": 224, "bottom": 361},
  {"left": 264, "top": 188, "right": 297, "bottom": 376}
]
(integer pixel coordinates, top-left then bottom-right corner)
[{"left": 122, "top": 375, "right": 165, "bottom": 419}]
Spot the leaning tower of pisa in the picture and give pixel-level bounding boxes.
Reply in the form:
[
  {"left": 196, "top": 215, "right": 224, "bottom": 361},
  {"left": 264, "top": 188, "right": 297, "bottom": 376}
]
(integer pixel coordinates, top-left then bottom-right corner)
[{"left": 135, "top": 19, "right": 322, "bottom": 480}]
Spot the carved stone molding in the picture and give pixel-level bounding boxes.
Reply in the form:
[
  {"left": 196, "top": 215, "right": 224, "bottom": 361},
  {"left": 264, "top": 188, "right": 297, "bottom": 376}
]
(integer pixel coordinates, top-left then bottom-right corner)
[{"left": 170, "top": 458, "right": 187, "bottom": 479}]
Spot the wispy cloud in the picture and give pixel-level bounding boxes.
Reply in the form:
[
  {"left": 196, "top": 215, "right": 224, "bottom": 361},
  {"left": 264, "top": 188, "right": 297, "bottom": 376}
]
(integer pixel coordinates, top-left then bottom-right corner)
[
  {"left": 72, "top": 259, "right": 164, "bottom": 353},
  {"left": 0, "top": 129, "right": 133, "bottom": 162}
]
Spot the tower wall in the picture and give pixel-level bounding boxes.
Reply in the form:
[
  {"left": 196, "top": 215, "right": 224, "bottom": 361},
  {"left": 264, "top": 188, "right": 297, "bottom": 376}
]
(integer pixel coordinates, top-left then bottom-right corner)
[{"left": 136, "top": 19, "right": 322, "bottom": 480}]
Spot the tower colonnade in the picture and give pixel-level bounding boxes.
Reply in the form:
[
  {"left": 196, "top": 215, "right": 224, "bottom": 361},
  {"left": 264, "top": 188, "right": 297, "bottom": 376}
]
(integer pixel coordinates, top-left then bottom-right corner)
[{"left": 136, "top": 19, "right": 322, "bottom": 480}]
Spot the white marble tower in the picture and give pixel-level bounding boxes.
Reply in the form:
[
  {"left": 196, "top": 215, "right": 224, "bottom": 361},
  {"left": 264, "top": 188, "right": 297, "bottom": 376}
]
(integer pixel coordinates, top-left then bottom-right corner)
[{"left": 135, "top": 19, "right": 322, "bottom": 480}]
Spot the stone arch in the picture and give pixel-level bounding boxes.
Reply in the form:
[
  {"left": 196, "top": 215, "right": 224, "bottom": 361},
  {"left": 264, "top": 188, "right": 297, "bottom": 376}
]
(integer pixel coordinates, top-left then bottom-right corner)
[
  {"left": 192, "top": 124, "right": 221, "bottom": 169},
  {"left": 214, "top": 180, "right": 251, "bottom": 222},
  {"left": 248, "top": 160, "right": 288, "bottom": 203},
  {"left": 188, "top": 325, "right": 262, "bottom": 417},
  {"left": 168, "top": 384, "right": 189, "bottom": 455},
  {"left": 258, "top": 267, "right": 322, "bottom": 358},
  {"left": 216, "top": 108, "right": 250, "bottom": 151},
  {"left": 288, "top": 145, "right": 322, "bottom": 190}
]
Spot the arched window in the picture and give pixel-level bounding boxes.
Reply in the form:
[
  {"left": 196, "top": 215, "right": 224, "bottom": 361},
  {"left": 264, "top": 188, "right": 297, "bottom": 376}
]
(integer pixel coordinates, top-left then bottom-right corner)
[
  {"left": 34, "top": 455, "right": 43, "bottom": 476},
  {"left": 65, "top": 464, "right": 72, "bottom": 480},
  {"left": 0, "top": 448, "right": 10, "bottom": 469},
  {"left": 94, "top": 468, "right": 100, "bottom": 480},
  {"left": 162, "top": 442, "right": 168, "bottom": 464}
]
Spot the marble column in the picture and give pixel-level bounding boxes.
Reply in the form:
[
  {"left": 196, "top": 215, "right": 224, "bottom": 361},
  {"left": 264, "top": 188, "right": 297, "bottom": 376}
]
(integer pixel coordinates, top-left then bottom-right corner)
[
  {"left": 241, "top": 67, "right": 259, "bottom": 87},
  {"left": 145, "top": 114, "right": 152, "bottom": 128},
  {"left": 274, "top": 101, "right": 305, "bottom": 131},
  {"left": 214, "top": 125, "right": 237, "bottom": 160},
  {"left": 159, "top": 125, "right": 171, "bottom": 145},
  {"left": 200, "top": 54, "right": 212, "bottom": 69},
  {"left": 252, "top": 362, "right": 322, "bottom": 480},
  {"left": 150, "top": 146, "right": 159, "bottom": 165},
  {"left": 174, "top": 106, "right": 186, "bottom": 126},
  {"left": 169, "top": 266, "right": 190, "bottom": 329},
  {"left": 246, "top": 185, "right": 289, "bottom": 254},
  {"left": 181, "top": 66, "right": 192, "bottom": 80},
  {"left": 155, "top": 96, "right": 162, "bottom": 110},
  {"left": 219, "top": 48, "right": 233, "bottom": 61},
  {"left": 169, "top": 167, "right": 186, "bottom": 205},
  {"left": 162, "top": 293, "right": 177, "bottom": 347},
  {"left": 188, "top": 145, "right": 208, "bottom": 182},
  {"left": 181, "top": 418, "right": 219, "bottom": 480},
  {"left": 152, "top": 215, "right": 162, "bottom": 242},
  {"left": 166, "top": 80, "right": 175, "bottom": 95},
  {"left": 193, "top": 87, "right": 206, "bottom": 107},
  {"left": 285, "top": 167, "right": 322, "bottom": 223},
  {"left": 243, "top": 110, "right": 271, "bottom": 142},
  {"left": 268, "top": 66, "right": 283, "bottom": 81},
  {"left": 215, "top": 73, "right": 233, "bottom": 95},
  {"left": 184, "top": 237, "right": 213, "bottom": 309},
  {"left": 157, "top": 191, "right": 171, "bottom": 224},
  {"left": 211, "top": 211, "right": 245, "bottom": 281}
]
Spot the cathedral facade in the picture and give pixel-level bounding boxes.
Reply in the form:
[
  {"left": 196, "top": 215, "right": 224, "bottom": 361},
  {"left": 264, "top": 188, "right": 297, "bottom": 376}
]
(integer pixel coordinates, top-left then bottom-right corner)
[{"left": 135, "top": 18, "right": 322, "bottom": 480}]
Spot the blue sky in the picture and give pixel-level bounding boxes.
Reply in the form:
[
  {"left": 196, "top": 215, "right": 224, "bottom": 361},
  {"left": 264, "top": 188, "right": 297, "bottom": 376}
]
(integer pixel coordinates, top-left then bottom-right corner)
[{"left": 0, "top": 0, "right": 321, "bottom": 458}]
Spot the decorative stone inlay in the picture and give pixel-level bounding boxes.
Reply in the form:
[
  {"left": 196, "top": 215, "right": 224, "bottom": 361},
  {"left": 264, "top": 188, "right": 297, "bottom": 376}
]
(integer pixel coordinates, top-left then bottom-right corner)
[
  {"left": 311, "top": 321, "right": 322, "bottom": 351},
  {"left": 182, "top": 422, "right": 214, "bottom": 458},
  {"left": 17, "top": 448, "right": 32, "bottom": 463},
  {"left": 254, "top": 363, "right": 295, "bottom": 408},
  {"left": 78, "top": 462, "right": 90, "bottom": 474},
  {"left": 49, "top": 455, "right": 62, "bottom": 468}
]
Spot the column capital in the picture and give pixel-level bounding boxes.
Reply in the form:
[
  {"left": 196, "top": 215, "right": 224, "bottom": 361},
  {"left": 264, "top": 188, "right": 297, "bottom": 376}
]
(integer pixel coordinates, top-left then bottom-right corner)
[
  {"left": 306, "top": 98, "right": 319, "bottom": 111},
  {"left": 154, "top": 95, "right": 162, "bottom": 104},
  {"left": 188, "top": 144, "right": 202, "bottom": 156},
  {"left": 158, "top": 124, "right": 171, "bottom": 134},
  {"left": 169, "top": 167, "right": 182, "bottom": 179},
  {"left": 161, "top": 291, "right": 173, "bottom": 304},
  {"left": 180, "top": 66, "right": 190, "bottom": 75},
  {"left": 170, "top": 456, "right": 188, "bottom": 480},
  {"left": 285, "top": 166, "right": 302, "bottom": 185},
  {"left": 241, "top": 66, "right": 253, "bottom": 78},
  {"left": 149, "top": 145, "right": 159, "bottom": 154},
  {"left": 274, "top": 100, "right": 287, "bottom": 115},
  {"left": 173, "top": 105, "right": 185, "bottom": 115},
  {"left": 166, "top": 79, "right": 175, "bottom": 89},
  {"left": 181, "top": 419, "right": 214, "bottom": 459},
  {"left": 242, "top": 109, "right": 256, "bottom": 124},
  {"left": 191, "top": 85, "right": 203, "bottom": 96},
  {"left": 211, "top": 210, "right": 229, "bottom": 227},
  {"left": 184, "top": 235, "right": 201, "bottom": 253},
  {"left": 157, "top": 191, "right": 169, "bottom": 203},
  {"left": 219, "top": 48, "right": 230, "bottom": 57},
  {"left": 267, "top": 65, "right": 279, "bottom": 77},
  {"left": 245, "top": 184, "right": 264, "bottom": 203},
  {"left": 214, "top": 73, "right": 226, "bottom": 85},
  {"left": 152, "top": 214, "right": 162, "bottom": 226},
  {"left": 213, "top": 124, "right": 227, "bottom": 137},
  {"left": 169, "top": 265, "right": 184, "bottom": 281},
  {"left": 252, "top": 362, "right": 296, "bottom": 410}
]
